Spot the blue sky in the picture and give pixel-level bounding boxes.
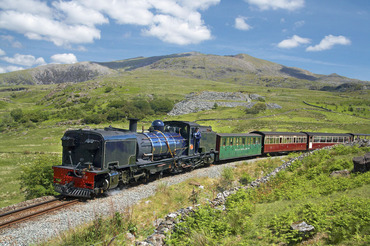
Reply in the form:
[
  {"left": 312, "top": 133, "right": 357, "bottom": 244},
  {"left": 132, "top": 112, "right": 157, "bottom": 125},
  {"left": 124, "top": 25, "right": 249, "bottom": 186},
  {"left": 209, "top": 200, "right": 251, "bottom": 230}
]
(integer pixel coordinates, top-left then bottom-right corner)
[{"left": 0, "top": 0, "right": 369, "bottom": 81}]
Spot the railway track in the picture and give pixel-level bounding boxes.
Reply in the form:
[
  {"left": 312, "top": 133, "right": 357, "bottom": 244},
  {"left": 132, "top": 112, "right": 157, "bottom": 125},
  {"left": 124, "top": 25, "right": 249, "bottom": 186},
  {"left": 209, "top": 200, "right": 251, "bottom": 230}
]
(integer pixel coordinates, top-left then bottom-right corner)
[{"left": 0, "top": 198, "right": 79, "bottom": 230}]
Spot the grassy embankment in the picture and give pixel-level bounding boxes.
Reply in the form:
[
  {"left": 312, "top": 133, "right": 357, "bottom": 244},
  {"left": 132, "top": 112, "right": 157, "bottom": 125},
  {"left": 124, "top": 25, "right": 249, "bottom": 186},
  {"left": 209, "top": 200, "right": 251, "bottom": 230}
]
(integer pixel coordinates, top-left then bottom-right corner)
[
  {"left": 0, "top": 71, "right": 369, "bottom": 207},
  {"left": 42, "top": 145, "right": 370, "bottom": 245}
]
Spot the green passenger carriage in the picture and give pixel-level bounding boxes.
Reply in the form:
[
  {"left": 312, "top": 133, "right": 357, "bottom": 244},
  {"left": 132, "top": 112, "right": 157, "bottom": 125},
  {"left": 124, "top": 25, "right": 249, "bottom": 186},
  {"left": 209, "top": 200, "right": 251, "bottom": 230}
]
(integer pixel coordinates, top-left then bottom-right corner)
[{"left": 216, "top": 133, "right": 262, "bottom": 161}]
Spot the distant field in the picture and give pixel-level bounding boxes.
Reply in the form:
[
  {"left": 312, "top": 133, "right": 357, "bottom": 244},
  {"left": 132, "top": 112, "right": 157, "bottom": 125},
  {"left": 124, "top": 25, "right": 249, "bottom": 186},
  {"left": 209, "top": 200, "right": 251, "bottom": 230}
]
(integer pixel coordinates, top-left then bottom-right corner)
[{"left": 0, "top": 72, "right": 369, "bottom": 208}]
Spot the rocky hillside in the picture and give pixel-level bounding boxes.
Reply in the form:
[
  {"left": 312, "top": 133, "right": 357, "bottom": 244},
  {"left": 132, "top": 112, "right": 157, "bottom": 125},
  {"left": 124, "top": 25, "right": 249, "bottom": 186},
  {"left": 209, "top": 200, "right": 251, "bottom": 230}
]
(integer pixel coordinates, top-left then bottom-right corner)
[
  {"left": 0, "top": 52, "right": 368, "bottom": 90},
  {"left": 168, "top": 91, "right": 281, "bottom": 116},
  {"left": 0, "top": 62, "right": 113, "bottom": 85}
]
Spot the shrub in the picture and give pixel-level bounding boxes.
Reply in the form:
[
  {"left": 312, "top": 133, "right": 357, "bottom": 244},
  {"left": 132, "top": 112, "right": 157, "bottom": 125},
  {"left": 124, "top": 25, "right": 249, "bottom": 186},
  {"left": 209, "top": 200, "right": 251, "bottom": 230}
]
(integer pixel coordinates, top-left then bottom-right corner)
[
  {"left": 133, "top": 98, "right": 154, "bottom": 115},
  {"left": 20, "top": 154, "right": 60, "bottom": 199},
  {"left": 104, "top": 86, "right": 113, "bottom": 93},
  {"left": 218, "top": 166, "right": 235, "bottom": 191},
  {"left": 10, "top": 108, "right": 23, "bottom": 122},
  {"left": 107, "top": 99, "right": 128, "bottom": 109},
  {"left": 245, "top": 102, "right": 267, "bottom": 114},
  {"left": 150, "top": 98, "right": 174, "bottom": 114},
  {"left": 239, "top": 172, "right": 253, "bottom": 185},
  {"left": 83, "top": 114, "right": 106, "bottom": 124}
]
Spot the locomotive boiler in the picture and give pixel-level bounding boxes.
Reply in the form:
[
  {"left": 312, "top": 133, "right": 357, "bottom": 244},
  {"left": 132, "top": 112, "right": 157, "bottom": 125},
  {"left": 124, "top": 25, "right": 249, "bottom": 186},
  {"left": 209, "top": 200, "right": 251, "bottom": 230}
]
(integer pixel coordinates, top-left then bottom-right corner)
[{"left": 53, "top": 119, "right": 217, "bottom": 198}]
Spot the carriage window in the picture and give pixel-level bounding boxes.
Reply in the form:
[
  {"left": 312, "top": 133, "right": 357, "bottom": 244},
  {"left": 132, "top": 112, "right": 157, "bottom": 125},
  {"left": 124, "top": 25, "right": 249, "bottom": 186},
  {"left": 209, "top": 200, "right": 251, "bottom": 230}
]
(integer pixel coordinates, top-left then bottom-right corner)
[
  {"left": 242, "top": 138, "right": 246, "bottom": 145},
  {"left": 327, "top": 137, "right": 332, "bottom": 143},
  {"left": 230, "top": 138, "right": 233, "bottom": 146},
  {"left": 256, "top": 138, "right": 260, "bottom": 144},
  {"left": 338, "top": 137, "right": 343, "bottom": 142},
  {"left": 223, "top": 138, "right": 227, "bottom": 146},
  {"left": 320, "top": 137, "right": 326, "bottom": 143},
  {"left": 333, "top": 137, "right": 338, "bottom": 142},
  {"left": 314, "top": 137, "right": 319, "bottom": 143}
]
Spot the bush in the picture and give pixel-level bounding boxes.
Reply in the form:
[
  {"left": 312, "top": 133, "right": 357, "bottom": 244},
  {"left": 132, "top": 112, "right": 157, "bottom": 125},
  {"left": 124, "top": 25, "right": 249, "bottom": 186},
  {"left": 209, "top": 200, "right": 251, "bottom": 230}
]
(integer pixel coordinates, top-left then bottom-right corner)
[
  {"left": 10, "top": 108, "right": 23, "bottom": 122},
  {"left": 83, "top": 114, "right": 106, "bottom": 124},
  {"left": 150, "top": 98, "right": 174, "bottom": 114},
  {"left": 245, "top": 102, "right": 267, "bottom": 114},
  {"left": 107, "top": 99, "right": 128, "bottom": 109},
  {"left": 20, "top": 154, "right": 60, "bottom": 199},
  {"left": 104, "top": 86, "right": 113, "bottom": 93},
  {"left": 133, "top": 98, "right": 154, "bottom": 115},
  {"left": 218, "top": 167, "right": 235, "bottom": 191}
]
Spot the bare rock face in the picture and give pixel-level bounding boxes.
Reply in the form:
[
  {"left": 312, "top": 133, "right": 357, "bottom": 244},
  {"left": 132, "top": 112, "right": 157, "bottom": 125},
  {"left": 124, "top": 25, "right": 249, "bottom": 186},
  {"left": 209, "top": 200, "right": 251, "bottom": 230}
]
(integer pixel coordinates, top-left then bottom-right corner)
[
  {"left": 167, "top": 91, "right": 279, "bottom": 116},
  {"left": 31, "top": 62, "right": 113, "bottom": 84}
]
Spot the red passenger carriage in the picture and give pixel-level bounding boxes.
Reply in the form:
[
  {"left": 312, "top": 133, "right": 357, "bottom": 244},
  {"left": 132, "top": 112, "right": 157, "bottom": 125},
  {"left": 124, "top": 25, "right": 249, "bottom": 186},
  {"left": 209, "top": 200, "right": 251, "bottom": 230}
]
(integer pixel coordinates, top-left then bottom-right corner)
[
  {"left": 251, "top": 131, "right": 307, "bottom": 154},
  {"left": 303, "top": 132, "right": 353, "bottom": 150}
]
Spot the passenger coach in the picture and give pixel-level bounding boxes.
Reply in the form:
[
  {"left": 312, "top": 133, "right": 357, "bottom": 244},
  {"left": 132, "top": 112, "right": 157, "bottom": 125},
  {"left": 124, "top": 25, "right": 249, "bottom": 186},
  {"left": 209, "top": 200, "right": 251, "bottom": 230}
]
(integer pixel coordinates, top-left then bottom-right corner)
[
  {"left": 216, "top": 133, "right": 262, "bottom": 160},
  {"left": 303, "top": 132, "right": 353, "bottom": 150},
  {"left": 251, "top": 131, "right": 307, "bottom": 154}
]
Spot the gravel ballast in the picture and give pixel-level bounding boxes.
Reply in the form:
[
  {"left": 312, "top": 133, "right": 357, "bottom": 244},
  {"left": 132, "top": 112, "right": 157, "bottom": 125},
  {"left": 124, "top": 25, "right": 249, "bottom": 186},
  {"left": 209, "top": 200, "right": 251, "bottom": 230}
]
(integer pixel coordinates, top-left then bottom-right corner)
[{"left": 0, "top": 159, "right": 262, "bottom": 246}]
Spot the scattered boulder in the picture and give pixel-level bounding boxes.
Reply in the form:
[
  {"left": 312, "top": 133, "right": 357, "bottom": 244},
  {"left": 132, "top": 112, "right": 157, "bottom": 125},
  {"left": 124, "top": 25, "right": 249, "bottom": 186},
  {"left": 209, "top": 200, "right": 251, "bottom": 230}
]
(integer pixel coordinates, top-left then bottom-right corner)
[
  {"left": 291, "top": 221, "right": 315, "bottom": 237},
  {"left": 353, "top": 152, "right": 370, "bottom": 173},
  {"left": 266, "top": 103, "right": 282, "bottom": 109},
  {"left": 330, "top": 169, "right": 350, "bottom": 177}
]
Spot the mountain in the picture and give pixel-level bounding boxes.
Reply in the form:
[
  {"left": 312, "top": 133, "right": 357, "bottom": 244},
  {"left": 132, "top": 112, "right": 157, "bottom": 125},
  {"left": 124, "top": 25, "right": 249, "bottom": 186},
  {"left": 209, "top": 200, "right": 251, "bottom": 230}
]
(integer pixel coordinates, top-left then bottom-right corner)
[{"left": 0, "top": 52, "right": 368, "bottom": 90}]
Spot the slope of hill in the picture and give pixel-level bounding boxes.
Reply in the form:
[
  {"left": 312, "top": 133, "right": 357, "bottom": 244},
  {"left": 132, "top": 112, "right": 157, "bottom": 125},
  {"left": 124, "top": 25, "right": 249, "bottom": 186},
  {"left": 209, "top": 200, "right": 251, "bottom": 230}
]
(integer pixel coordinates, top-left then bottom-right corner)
[
  {"left": 0, "top": 62, "right": 113, "bottom": 85},
  {"left": 0, "top": 52, "right": 368, "bottom": 90}
]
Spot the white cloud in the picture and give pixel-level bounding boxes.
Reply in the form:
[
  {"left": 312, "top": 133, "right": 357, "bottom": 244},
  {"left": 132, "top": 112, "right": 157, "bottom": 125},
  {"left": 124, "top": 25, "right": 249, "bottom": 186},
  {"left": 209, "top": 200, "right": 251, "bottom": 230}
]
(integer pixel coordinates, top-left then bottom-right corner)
[
  {"left": 277, "top": 35, "right": 310, "bottom": 49},
  {"left": 0, "top": 11, "right": 101, "bottom": 46},
  {"left": 235, "top": 16, "right": 252, "bottom": 31},
  {"left": 0, "top": 65, "right": 25, "bottom": 73},
  {"left": 0, "top": 0, "right": 220, "bottom": 47},
  {"left": 51, "top": 53, "right": 78, "bottom": 64},
  {"left": 245, "top": 0, "right": 305, "bottom": 11},
  {"left": 306, "top": 35, "right": 351, "bottom": 51},
  {"left": 52, "top": 1, "right": 108, "bottom": 26},
  {"left": 0, "top": 49, "right": 5, "bottom": 56},
  {"left": 0, "top": 0, "right": 51, "bottom": 16},
  {"left": 1, "top": 53, "right": 46, "bottom": 66},
  {"left": 143, "top": 13, "right": 212, "bottom": 45}
]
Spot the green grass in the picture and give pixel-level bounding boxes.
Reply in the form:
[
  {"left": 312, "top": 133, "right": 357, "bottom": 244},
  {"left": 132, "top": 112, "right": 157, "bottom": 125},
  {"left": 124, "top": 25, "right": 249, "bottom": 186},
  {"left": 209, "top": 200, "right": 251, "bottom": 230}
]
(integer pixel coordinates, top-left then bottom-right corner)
[
  {"left": 0, "top": 71, "right": 369, "bottom": 209},
  {"left": 167, "top": 145, "right": 370, "bottom": 245}
]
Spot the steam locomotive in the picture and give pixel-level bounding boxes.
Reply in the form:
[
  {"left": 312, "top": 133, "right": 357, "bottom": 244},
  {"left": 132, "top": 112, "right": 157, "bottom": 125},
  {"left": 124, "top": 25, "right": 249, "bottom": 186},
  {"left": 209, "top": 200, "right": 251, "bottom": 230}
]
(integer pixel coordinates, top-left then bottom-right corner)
[
  {"left": 52, "top": 119, "right": 368, "bottom": 198},
  {"left": 53, "top": 119, "right": 216, "bottom": 198}
]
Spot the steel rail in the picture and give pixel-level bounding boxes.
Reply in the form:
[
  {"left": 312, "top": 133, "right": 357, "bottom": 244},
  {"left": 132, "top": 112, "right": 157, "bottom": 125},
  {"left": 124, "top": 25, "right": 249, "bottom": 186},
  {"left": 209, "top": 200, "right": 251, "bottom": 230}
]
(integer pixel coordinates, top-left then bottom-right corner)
[{"left": 0, "top": 199, "right": 79, "bottom": 229}]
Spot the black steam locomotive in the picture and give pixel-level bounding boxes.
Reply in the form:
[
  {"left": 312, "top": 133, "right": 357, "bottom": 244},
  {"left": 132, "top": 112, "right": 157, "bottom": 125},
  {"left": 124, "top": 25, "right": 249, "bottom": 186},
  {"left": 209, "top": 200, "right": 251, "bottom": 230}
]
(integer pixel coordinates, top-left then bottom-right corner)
[{"left": 53, "top": 119, "right": 217, "bottom": 198}]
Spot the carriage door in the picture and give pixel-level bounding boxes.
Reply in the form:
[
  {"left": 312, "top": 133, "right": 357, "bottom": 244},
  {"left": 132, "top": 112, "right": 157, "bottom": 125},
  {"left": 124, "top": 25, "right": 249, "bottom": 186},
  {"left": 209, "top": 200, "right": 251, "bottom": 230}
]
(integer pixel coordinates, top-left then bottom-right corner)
[{"left": 309, "top": 136, "right": 313, "bottom": 149}]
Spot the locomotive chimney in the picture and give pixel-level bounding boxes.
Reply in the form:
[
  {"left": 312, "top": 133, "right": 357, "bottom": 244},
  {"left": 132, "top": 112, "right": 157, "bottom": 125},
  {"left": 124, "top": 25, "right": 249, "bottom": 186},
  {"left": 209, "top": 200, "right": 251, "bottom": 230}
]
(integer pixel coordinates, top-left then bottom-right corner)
[{"left": 128, "top": 118, "right": 138, "bottom": 132}]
